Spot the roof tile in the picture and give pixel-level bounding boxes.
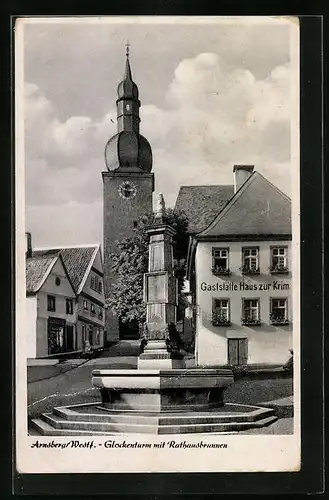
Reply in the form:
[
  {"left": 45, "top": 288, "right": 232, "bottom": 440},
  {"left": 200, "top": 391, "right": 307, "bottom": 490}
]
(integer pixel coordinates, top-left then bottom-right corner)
[
  {"left": 27, "top": 246, "right": 97, "bottom": 294},
  {"left": 26, "top": 251, "right": 59, "bottom": 294},
  {"left": 174, "top": 185, "right": 234, "bottom": 233}
]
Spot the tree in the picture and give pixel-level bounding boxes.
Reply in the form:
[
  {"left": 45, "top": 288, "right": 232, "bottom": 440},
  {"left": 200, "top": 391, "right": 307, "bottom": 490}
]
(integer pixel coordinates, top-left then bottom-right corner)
[{"left": 106, "top": 207, "right": 189, "bottom": 328}]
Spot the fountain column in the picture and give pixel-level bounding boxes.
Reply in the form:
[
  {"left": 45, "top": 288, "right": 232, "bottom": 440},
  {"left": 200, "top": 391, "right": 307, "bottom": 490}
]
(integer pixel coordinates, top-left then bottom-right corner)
[{"left": 138, "top": 193, "right": 184, "bottom": 369}]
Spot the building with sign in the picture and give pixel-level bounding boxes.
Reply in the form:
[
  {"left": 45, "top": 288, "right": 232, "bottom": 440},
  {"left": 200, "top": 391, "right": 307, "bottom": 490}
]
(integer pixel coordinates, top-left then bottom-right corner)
[{"left": 178, "top": 166, "right": 292, "bottom": 366}]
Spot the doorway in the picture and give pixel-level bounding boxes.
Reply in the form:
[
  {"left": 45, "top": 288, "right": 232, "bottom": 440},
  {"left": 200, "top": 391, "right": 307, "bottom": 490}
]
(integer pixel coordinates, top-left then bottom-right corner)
[
  {"left": 65, "top": 324, "right": 74, "bottom": 351},
  {"left": 227, "top": 338, "right": 248, "bottom": 365},
  {"left": 119, "top": 318, "right": 140, "bottom": 340},
  {"left": 47, "top": 317, "right": 66, "bottom": 354}
]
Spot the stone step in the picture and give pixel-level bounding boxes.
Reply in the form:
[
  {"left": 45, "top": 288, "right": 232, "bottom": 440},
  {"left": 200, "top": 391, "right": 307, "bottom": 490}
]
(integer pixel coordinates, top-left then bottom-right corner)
[
  {"left": 36, "top": 412, "right": 278, "bottom": 435},
  {"left": 53, "top": 405, "right": 275, "bottom": 425},
  {"left": 42, "top": 413, "right": 158, "bottom": 434},
  {"left": 31, "top": 418, "right": 116, "bottom": 436}
]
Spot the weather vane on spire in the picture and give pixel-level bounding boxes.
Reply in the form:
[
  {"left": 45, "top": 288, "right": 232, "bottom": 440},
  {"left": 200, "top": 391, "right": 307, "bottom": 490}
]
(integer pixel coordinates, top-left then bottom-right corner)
[{"left": 125, "top": 40, "right": 130, "bottom": 58}]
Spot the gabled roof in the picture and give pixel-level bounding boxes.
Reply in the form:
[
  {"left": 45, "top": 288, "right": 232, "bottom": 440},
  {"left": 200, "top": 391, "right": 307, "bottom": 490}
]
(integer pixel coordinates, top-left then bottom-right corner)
[
  {"left": 174, "top": 185, "right": 234, "bottom": 234},
  {"left": 198, "top": 171, "right": 291, "bottom": 238},
  {"left": 26, "top": 250, "right": 60, "bottom": 295},
  {"left": 59, "top": 247, "right": 98, "bottom": 294},
  {"left": 30, "top": 245, "right": 100, "bottom": 294}
]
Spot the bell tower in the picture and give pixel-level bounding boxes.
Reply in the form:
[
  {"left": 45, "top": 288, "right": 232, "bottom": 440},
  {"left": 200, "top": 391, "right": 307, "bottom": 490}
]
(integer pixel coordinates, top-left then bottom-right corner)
[{"left": 102, "top": 44, "right": 155, "bottom": 342}]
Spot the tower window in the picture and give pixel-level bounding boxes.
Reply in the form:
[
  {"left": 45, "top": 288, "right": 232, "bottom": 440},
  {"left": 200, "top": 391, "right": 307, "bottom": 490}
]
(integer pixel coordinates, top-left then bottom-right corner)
[{"left": 126, "top": 103, "right": 131, "bottom": 111}]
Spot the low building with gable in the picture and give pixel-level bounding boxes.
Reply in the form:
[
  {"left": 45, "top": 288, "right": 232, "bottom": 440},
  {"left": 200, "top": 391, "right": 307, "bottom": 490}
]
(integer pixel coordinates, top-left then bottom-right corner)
[
  {"left": 176, "top": 165, "right": 292, "bottom": 367},
  {"left": 25, "top": 235, "right": 77, "bottom": 358},
  {"left": 25, "top": 233, "right": 105, "bottom": 358}
]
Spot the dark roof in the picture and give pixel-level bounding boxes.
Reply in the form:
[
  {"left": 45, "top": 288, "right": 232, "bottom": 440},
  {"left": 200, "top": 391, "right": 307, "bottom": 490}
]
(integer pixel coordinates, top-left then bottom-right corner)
[
  {"left": 59, "top": 247, "right": 97, "bottom": 293},
  {"left": 174, "top": 185, "right": 234, "bottom": 234},
  {"left": 26, "top": 251, "right": 59, "bottom": 294},
  {"left": 28, "top": 246, "right": 97, "bottom": 294},
  {"left": 199, "top": 172, "right": 291, "bottom": 237}
]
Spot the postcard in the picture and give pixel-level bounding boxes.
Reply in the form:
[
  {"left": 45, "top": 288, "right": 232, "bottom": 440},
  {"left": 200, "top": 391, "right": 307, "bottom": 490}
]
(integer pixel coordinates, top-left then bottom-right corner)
[{"left": 15, "top": 15, "right": 300, "bottom": 474}]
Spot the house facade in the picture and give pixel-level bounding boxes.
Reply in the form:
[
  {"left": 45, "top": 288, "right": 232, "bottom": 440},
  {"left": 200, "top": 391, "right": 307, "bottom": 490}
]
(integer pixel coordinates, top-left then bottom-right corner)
[
  {"left": 181, "top": 166, "right": 293, "bottom": 366},
  {"left": 25, "top": 234, "right": 105, "bottom": 358},
  {"left": 69, "top": 246, "right": 106, "bottom": 351},
  {"left": 26, "top": 244, "right": 77, "bottom": 358}
]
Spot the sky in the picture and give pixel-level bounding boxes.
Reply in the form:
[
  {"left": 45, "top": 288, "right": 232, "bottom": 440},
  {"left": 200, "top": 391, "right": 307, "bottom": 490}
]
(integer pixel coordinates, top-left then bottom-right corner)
[{"left": 21, "top": 17, "right": 298, "bottom": 248}]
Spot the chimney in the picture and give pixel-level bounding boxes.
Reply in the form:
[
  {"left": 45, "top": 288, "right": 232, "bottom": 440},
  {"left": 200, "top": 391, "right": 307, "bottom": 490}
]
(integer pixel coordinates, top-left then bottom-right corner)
[
  {"left": 233, "top": 165, "right": 254, "bottom": 193},
  {"left": 25, "top": 232, "right": 32, "bottom": 258}
]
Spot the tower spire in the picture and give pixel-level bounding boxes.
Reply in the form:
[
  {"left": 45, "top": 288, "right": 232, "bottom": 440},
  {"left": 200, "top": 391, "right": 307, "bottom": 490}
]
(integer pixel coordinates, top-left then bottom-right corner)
[
  {"left": 124, "top": 40, "right": 132, "bottom": 81},
  {"left": 125, "top": 39, "right": 130, "bottom": 58},
  {"left": 115, "top": 43, "right": 140, "bottom": 134}
]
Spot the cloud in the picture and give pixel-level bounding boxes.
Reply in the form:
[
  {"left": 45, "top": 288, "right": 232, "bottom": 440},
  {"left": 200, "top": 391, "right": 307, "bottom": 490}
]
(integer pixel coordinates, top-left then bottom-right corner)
[{"left": 25, "top": 53, "right": 293, "bottom": 246}]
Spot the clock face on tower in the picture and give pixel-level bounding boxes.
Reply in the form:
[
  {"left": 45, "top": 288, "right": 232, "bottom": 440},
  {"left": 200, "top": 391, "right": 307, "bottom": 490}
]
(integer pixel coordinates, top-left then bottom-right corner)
[{"left": 118, "top": 181, "right": 137, "bottom": 199}]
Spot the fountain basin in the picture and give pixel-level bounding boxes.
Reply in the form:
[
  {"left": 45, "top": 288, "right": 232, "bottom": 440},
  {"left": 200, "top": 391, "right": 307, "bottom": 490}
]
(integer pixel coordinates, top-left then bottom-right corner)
[{"left": 92, "top": 368, "right": 235, "bottom": 412}]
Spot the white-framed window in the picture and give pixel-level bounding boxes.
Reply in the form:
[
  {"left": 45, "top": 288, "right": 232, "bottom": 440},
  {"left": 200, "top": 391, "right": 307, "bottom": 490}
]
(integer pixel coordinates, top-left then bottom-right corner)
[
  {"left": 90, "top": 276, "right": 95, "bottom": 289},
  {"left": 88, "top": 325, "right": 93, "bottom": 344},
  {"left": 242, "top": 298, "right": 261, "bottom": 325},
  {"left": 95, "top": 329, "right": 100, "bottom": 345},
  {"left": 47, "top": 295, "right": 56, "bottom": 312},
  {"left": 98, "top": 307, "right": 103, "bottom": 319},
  {"left": 270, "top": 247, "right": 288, "bottom": 273},
  {"left": 270, "top": 298, "right": 289, "bottom": 325},
  {"left": 90, "top": 303, "right": 96, "bottom": 315},
  {"left": 242, "top": 247, "right": 259, "bottom": 274},
  {"left": 212, "top": 248, "right": 230, "bottom": 275},
  {"left": 212, "top": 299, "right": 230, "bottom": 326},
  {"left": 66, "top": 298, "right": 73, "bottom": 315},
  {"left": 98, "top": 280, "right": 103, "bottom": 293},
  {"left": 83, "top": 300, "right": 88, "bottom": 311}
]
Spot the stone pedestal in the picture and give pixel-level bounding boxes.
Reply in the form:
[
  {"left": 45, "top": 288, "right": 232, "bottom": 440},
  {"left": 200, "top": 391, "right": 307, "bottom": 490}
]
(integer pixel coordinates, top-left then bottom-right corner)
[
  {"left": 138, "top": 341, "right": 185, "bottom": 369},
  {"left": 138, "top": 194, "right": 184, "bottom": 367}
]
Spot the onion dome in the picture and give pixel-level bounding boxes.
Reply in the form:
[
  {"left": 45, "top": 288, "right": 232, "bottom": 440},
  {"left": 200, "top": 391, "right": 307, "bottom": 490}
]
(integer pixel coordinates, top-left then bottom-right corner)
[{"left": 105, "top": 131, "right": 152, "bottom": 172}]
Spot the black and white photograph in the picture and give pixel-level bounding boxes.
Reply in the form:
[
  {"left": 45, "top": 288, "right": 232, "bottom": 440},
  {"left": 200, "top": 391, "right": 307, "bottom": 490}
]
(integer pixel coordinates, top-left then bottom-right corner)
[{"left": 15, "top": 16, "right": 300, "bottom": 473}]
